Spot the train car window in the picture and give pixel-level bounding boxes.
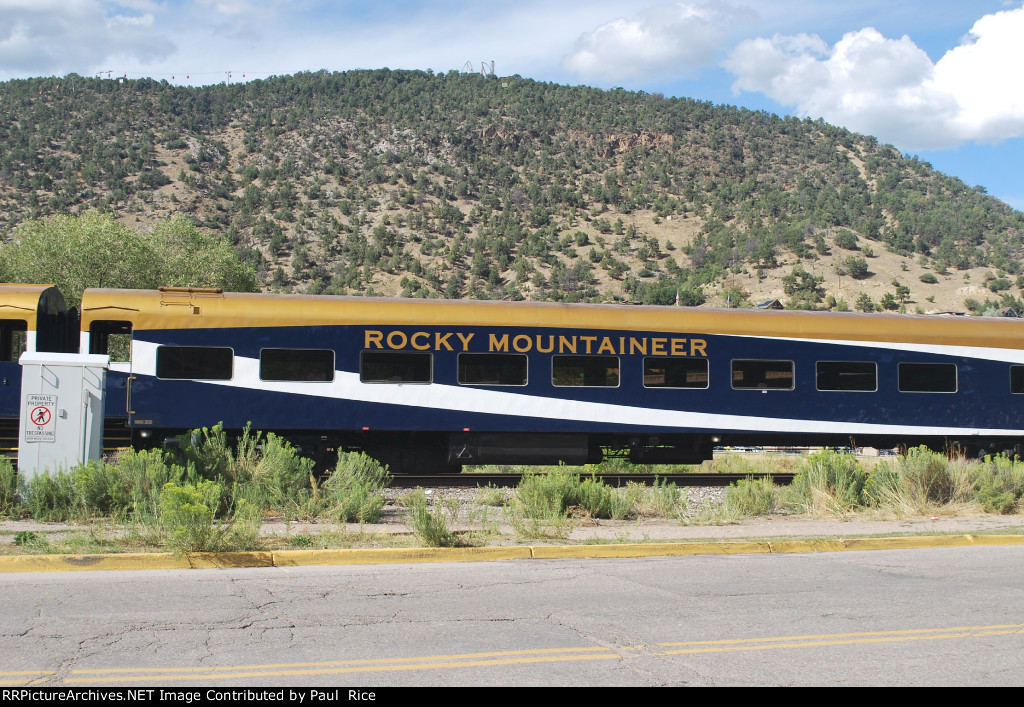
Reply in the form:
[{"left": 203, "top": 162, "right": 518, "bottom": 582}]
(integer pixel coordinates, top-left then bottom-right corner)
[
  {"left": 898, "top": 362, "right": 957, "bottom": 393},
  {"left": 643, "top": 358, "right": 708, "bottom": 389},
  {"left": 816, "top": 361, "right": 877, "bottom": 392},
  {"left": 552, "top": 355, "right": 619, "bottom": 387},
  {"left": 1012, "top": 366, "right": 1024, "bottom": 394},
  {"left": 0, "top": 320, "right": 27, "bottom": 362},
  {"left": 458, "top": 353, "right": 527, "bottom": 386},
  {"left": 260, "top": 348, "right": 335, "bottom": 382},
  {"left": 360, "top": 351, "right": 432, "bottom": 384},
  {"left": 731, "top": 360, "right": 794, "bottom": 390},
  {"left": 156, "top": 346, "right": 233, "bottom": 380},
  {"left": 89, "top": 320, "right": 132, "bottom": 363}
]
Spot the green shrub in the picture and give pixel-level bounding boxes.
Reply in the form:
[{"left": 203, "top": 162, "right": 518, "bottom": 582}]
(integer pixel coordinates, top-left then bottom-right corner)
[
  {"left": 971, "top": 455, "right": 1024, "bottom": 514},
  {"left": 177, "top": 424, "right": 323, "bottom": 518},
  {"left": 707, "top": 454, "right": 758, "bottom": 475},
  {"left": 787, "top": 450, "right": 869, "bottom": 515},
  {"left": 22, "top": 470, "right": 80, "bottom": 521},
  {"left": 576, "top": 476, "right": 617, "bottom": 518},
  {"left": 608, "top": 486, "right": 640, "bottom": 520},
  {"left": 105, "top": 448, "right": 191, "bottom": 522},
  {"left": 898, "top": 447, "right": 966, "bottom": 505},
  {"left": 245, "top": 433, "right": 319, "bottom": 518},
  {"left": 723, "top": 476, "right": 780, "bottom": 518},
  {"left": 0, "top": 456, "right": 19, "bottom": 517},
  {"left": 156, "top": 480, "right": 262, "bottom": 553},
  {"left": 72, "top": 459, "right": 127, "bottom": 518},
  {"left": 322, "top": 452, "right": 390, "bottom": 523},
  {"left": 13, "top": 530, "right": 48, "bottom": 549},
  {"left": 405, "top": 494, "right": 460, "bottom": 547},
  {"left": 474, "top": 483, "right": 507, "bottom": 507},
  {"left": 17, "top": 451, "right": 191, "bottom": 523},
  {"left": 865, "top": 447, "right": 971, "bottom": 514},
  {"left": 506, "top": 468, "right": 635, "bottom": 521},
  {"left": 640, "top": 478, "right": 686, "bottom": 517},
  {"left": 585, "top": 457, "right": 654, "bottom": 475},
  {"left": 834, "top": 230, "right": 858, "bottom": 250},
  {"left": 180, "top": 423, "right": 235, "bottom": 481},
  {"left": 508, "top": 472, "right": 567, "bottom": 519},
  {"left": 158, "top": 480, "right": 221, "bottom": 552},
  {"left": 512, "top": 467, "right": 578, "bottom": 516},
  {"left": 504, "top": 470, "right": 573, "bottom": 538}
]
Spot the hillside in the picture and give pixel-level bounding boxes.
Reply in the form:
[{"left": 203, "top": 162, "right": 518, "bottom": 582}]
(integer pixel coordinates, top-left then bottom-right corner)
[{"left": 1, "top": 69, "right": 1023, "bottom": 314}]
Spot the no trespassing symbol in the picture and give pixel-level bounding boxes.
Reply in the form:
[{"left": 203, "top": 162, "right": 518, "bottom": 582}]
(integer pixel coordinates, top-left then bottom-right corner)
[{"left": 25, "top": 394, "right": 56, "bottom": 443}]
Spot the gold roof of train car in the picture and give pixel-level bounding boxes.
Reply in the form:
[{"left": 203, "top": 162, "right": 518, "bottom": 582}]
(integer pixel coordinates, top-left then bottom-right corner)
[
  {"left": 77, "top": 287, "right": 1024, "bottom": 351},
  {"left": 0, "top": 284, "right": 67, "bottom": 328}
]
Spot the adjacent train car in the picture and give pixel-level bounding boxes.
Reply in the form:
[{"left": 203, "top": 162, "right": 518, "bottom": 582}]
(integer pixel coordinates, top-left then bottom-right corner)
[
  {"left": 0, "top": 284, "right": 79, "bottom": 454},
  {"left": 77, "top": 286, "right": 1024, "bottom": 472}
]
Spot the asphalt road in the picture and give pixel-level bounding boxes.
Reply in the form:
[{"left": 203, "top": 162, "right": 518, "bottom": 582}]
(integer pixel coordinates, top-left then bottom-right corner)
[{"left": 2, "top": 544, "right": 1023, "bottom": 687}]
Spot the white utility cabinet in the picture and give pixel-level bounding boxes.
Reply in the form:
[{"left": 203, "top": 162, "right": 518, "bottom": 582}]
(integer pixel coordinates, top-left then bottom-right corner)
[{"left": 18, "top": 352, "right": 109, "bottom": 477}]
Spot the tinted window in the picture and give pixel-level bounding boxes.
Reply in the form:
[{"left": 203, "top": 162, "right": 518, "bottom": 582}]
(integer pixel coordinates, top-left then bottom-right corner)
[
  {"left": 0, "top": 320, "right": 27, "bottom": 362},
  {"left": 360, "top": 351, "right": 432, "bottom": 383},
  {"left": 89, "top": 320, "right": 132, "bottom": 363},
  {"left": 156, "top": 346, "right": 233, "bottom": 380},
  {"left": 643, "top": 358, "right": 708, "bottom": 389},
  {"left": 816, "top": 361, "right": 877, "bottom": 392},
  {"left": 552, "top": 355, "right": 619, "bottom": 387},
  {"left": 1012, "top": 366, "right": 1024, "bottom": 394},
  {"left": 898, "top": 362, "right": 957, "bottom": 393},
  {"left": 732, "top": 360, "right": 794, "bottom": 390},
  {"left": 260, "top": 348, "right": 335, "bottom": 382},
  {"left": 458, "top": 353, "right": 527, "bottom": 386}
]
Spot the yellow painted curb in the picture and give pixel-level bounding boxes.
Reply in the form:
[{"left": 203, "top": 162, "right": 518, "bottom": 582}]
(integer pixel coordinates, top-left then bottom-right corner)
[
  {"left": 530, "top": 541, "right": 772, "bottom": 559},
  {"left": 840, "top": 534, "right": 1024, "bottom": 551},
  {"left": 841, "top": 535, "right": 973, "bottom": 551},
  {"left": 272, "top": 546, "right": 533, "bottom": 566},
  {"left": 767, "top": 540, "right": 847, "bottom": 553},
  {"left": 1, "top": 535, "right": 1022, "bottom": 573},
  {"left": 0, "top": 551, "right": 273, "bottom": 573},
  {"left": 961, "top": 534, "right": 1024, "bottom": 546}
]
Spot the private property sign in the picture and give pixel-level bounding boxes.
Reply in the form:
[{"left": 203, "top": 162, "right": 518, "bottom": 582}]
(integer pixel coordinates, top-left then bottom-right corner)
[{"left": 24, "top": 394, "right": 56, "bottom": 443}]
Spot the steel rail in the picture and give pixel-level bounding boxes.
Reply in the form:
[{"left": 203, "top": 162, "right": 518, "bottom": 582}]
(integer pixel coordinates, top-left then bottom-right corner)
[{"left": 390, "top": 472, "right": 796, "bottom": 488}]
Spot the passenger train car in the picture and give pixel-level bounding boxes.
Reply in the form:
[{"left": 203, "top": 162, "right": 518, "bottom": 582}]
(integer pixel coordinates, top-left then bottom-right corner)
[{"left": 66, "top": 285, "right": 1024, "bottom": 471}]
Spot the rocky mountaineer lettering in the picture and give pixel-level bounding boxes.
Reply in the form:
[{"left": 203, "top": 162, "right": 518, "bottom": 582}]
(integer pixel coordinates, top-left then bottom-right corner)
[{"left": 364, "top": 329, "right": 707, "bottom": 356}]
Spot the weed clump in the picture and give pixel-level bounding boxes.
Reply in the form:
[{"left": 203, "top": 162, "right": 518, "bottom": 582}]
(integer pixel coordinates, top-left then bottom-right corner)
[
  {"left": 322, "top": 452, "right": 391, "bottom": 523},
  {"left": 21, "top": 470, "right": 80, "bottom": 522},
  {"left": 0, "top": 457, "right": 17, "bottom": 517},
  {"left": 865, "top": 447, "right": 973, "bottom": 514},
  {"left": 503, "top": 467, "right": 648, "bottom": 538},
  {"left": 970, "top": 455, "right": 1024, "bottom": 514},
  {"left": 178, "top": 423, "right": 318, "bottom": 518},
  {"left": 504, "top": 468, "right": 575, "bottom": 538},
  {"left": 722, "top": 476, "right": 780, "bottom": 518},
  {"left": 787, "top": 450, "right": 869, "bottom": 515},
  {"left": 405, "top": 493, "right": 460, "bottom": 547},
  {"left": 157, "top": 480, "right": 261, "bottom": 553}
]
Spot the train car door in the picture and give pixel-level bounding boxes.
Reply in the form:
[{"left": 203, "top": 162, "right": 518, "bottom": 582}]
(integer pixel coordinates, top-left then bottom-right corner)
[{"left": 88, "top": 319, "right": 134, "bottom": 449}]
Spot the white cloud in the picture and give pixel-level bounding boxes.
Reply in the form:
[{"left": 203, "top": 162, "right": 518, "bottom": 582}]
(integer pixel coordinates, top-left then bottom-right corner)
[
  {"left": 932, "top": 7, "right": 1024, "bottom": 144},
  {"left": 723, "top": 5, "right": 1024, "bottom": 150},
  {"left": 0, "top": 0, "right": 175, "bottom": 76},
  {"left": 563, "top": 2, "right": 755, "bottom": 82}
]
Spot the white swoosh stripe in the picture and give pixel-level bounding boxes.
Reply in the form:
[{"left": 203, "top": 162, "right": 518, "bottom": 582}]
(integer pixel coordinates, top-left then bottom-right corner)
[{"left": 128, "top": 340, "right": 1024, "bottom": 436}]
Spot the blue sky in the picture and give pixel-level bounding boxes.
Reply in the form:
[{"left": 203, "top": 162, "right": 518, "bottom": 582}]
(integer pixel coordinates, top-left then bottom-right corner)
[{"left": 2, "top": 1, "right": 1022, "bottom": 210}]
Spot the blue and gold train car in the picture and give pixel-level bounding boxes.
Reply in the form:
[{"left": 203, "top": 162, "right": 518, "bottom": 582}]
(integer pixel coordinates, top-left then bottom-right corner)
[{"left": 77, "top": 286, "right": 1024, "bottom": 471}]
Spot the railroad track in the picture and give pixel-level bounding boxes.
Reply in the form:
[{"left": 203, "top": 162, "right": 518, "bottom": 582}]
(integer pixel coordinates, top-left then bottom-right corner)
[{"left": 390, "top": 472, "right": 796, "bottom": 488}]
